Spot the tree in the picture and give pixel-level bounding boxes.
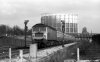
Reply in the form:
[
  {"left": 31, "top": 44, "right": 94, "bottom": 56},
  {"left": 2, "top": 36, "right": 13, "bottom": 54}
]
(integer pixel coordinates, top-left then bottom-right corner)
[
  {"left": 13, "top": 25, "right": 24, "bottom": 35},
  {"left": 0, "top": 25, "right": 12, "bottom": 36},
  {"left": 0, "top": 25, "right": 6, "bottom": 35},
  {"left": 82, "top": 27, "right": 89, "bottom": 34}
]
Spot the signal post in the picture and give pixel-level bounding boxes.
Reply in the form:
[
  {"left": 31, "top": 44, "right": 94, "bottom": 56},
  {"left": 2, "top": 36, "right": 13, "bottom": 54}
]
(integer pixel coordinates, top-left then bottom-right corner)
[
  {"left": 24, "top": 20, "right": 29, "bottom": 47},
  {"left": 61, "top": 20, "right": 65, "bottom": 47}
]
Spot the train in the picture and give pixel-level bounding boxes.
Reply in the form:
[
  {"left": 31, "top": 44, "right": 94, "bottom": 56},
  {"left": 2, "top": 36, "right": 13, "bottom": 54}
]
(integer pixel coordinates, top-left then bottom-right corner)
[{"left": 32, "top": 23, "right": 76, "bottom": 48}]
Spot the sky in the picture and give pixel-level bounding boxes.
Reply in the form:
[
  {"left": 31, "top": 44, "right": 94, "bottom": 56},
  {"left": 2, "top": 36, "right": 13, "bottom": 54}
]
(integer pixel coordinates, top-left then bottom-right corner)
[{"left": 0, "top": 0, "right": 100, "bottom": 33}]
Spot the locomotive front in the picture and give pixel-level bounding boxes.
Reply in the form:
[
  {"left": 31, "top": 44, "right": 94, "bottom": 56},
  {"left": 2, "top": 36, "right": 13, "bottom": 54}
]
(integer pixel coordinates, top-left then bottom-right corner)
[{"left": 32, "top": 24, "right": 47, "bottom": 40}]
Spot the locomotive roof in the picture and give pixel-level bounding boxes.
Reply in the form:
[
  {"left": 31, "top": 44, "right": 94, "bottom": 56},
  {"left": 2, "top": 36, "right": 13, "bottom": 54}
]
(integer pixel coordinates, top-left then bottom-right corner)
[{"left": 33, "top": 23, "right": 57, "bottom": 30}]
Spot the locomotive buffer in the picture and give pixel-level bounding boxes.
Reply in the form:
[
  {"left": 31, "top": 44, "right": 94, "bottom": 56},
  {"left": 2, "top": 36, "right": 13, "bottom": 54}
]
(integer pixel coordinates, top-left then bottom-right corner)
[{"left": 61, "top": 20, "right": 65, "bottom": 47}]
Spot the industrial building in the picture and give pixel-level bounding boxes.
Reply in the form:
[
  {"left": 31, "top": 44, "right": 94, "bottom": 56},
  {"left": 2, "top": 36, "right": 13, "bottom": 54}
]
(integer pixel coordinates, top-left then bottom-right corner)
[{"left": 41, "top": 13, "right": 78, "bottom": 34}]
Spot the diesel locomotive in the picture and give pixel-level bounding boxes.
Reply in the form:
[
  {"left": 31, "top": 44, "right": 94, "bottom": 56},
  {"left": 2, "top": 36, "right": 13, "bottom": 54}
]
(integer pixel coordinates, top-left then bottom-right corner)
[{"left": 32, "top": 23, "right": 76, "bottom": 48}]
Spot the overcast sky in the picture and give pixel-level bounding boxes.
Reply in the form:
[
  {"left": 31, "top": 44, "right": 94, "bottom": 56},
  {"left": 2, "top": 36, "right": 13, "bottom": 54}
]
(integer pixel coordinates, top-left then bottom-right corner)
[{"left": 0, "top": 0, "right": 100, "bottom": 33}]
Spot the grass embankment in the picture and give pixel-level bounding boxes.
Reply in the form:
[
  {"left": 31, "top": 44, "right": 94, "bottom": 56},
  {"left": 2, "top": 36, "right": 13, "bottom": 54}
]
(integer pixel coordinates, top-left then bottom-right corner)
[
  {"left": 79, "top": 40, "right": 100, "bottom": 60},
  {"left": 39, "top": 40, "right": 91, "bottom": 62},
  {"left": 66, "top": 39, "right": 100, "bottom": 60},
  {"left": 39, "top": 48, "right": 68, "bottom": 62}
]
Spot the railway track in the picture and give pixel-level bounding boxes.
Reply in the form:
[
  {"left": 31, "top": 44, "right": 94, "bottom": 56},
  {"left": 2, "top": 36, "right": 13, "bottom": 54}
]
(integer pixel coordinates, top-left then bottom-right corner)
[
  {"left": 0, "top": 45, "right": 51, "bottom": 59},
  {"left": 0, "top": 42, "right": 76, "bottom": 60},
  {"left": 0, "top": 45, "right": 59, "bottom": 59}
]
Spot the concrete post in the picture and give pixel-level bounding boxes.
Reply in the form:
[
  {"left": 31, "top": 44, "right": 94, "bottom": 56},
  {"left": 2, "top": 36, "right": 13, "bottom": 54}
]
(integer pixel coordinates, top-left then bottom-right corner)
[
  {"left": 30, "top": 44, "right": 37, "bottom": 58},
  {"left": 19, "top": 50, "right": 23, "bottom": 62},
  {"left": 89, "top": 38, "right": 92, "bottom": 43},
  {"left": 9, "top": 48, "right": 11, "bottom": 62},
  {"left": 77, "top": 48, "right": 80, "bottom": 61}
]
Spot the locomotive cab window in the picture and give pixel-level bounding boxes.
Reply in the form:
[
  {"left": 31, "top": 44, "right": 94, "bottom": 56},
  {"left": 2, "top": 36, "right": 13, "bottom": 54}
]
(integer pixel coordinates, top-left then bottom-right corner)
[
  {"left": 33, "top": 27, "right": 46, "bottom": 31},
  {"left": 40, "top": 27, "right": 46, "bottom": 31},
  {"left": 33, "top": 27, "right": 39, "bottom": 31}
]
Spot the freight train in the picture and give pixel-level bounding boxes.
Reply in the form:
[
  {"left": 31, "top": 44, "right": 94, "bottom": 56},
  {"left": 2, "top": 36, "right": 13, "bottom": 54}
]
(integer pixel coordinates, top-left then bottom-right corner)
[{"left": 32, "top": 23, "right": 76, "bottom": 48}]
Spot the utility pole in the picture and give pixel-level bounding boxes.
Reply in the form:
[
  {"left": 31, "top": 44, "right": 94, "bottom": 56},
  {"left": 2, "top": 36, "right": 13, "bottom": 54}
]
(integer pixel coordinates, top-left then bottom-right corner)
[{"left": 24, "top": 20, "right": 29, "bottom": 47}]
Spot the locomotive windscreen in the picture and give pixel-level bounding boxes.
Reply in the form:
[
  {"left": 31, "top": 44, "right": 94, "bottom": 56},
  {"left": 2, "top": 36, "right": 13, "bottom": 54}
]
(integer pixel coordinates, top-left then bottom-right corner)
[
  {"left": 33, "top": 27, "right": 46, "bottom": 31},
  {"left": 35, "top": 33, "right": 43, "bottom": 37}
]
